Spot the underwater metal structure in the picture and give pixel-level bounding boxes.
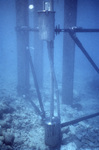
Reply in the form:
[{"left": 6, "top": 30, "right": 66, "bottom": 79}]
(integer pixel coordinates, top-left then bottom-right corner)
[
  {"left": 16, "top": 0, "right": 99, "bottom": 149},
  {"left": 62, "top": 0, "right": 77, "bottom": 105},
  {"left": 38, "top": 1, "right": 61, "bottom": 148},
  {"left": 16, "top": 0, "right": 30, "bottom": 95},
  {"left": 33, "top": 0, "right": 44, "bottom": 88},
  {"left": 37, "top": 2, "right": 99, "bottom": 148}
]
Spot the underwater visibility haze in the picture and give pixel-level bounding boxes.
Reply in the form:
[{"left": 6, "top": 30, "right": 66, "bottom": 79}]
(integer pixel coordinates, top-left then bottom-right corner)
[{"left": 0, "top": 0, "right": 99, "bottom": 150}]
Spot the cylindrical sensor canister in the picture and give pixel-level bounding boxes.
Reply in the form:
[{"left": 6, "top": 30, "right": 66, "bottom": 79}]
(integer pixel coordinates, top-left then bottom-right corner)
[
  {"left": 38, "top": 10, "right": 55, "bottom": 41},
  {"left": 45, "top": 117, "right": 61, "bottom": 147}
]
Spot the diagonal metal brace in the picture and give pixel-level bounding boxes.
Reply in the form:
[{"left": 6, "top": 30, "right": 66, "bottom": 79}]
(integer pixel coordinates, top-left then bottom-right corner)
[
  {"left": 26, "top": 48, "right": 45, "bottom": 119},
  {"left": 68, "top": 30, "right": 99, "bottom": 74},
  {"left": 61, "top": 112, "right": 99, "bottom": 128}
]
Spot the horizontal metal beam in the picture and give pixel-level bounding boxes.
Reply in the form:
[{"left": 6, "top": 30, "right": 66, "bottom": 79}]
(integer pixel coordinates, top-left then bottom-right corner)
[
  {"left": 55, "top": 26, "right": 99, "bottom": 34},
  {"left": 16, "top": 26, "right": 99, "bottom": 33}
]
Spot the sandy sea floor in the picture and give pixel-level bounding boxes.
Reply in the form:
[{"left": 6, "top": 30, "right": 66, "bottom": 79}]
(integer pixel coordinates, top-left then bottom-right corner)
[{"left": 0, "top": 81, "right": 99, "bottom": 150}]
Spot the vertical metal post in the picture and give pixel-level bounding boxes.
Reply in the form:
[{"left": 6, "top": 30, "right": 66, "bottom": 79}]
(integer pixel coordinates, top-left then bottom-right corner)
[
  {"left": 62, "top": 0, "right": 77, "bottom": 105},
  {"left": 33, "top": 0, "right": 44, "bottom": 88},
  {"left": 49, "top": 0, "right": 54, "bottom": 122},
  {"left": 16, "top": 0, "right": 30, "bottom": 96},
  {"left": 47, "top": 41, "right": 60, "bottom": 121},
  {"left": 47, "top": 41, "right": 54, "bottom": 121}
]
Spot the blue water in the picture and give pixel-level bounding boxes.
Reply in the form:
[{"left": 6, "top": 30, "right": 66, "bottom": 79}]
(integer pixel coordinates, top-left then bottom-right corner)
[{"left": 0, "top": 0, "right": 99, "bottom": 150}]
